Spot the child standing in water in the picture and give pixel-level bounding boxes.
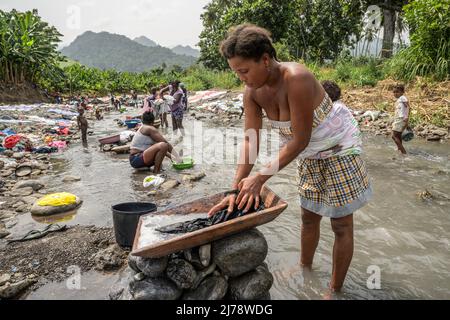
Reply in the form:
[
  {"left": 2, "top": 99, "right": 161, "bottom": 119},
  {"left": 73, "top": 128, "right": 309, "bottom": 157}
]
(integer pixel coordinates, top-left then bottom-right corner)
[
  {"left": 154, "top": 90, "right": 169, "bottom": 128},
  {"left": 391, "top": 84, "right": 410, "bottom": 154},
  {"left": 77, "top": 108, "right": 88, "bottom": 143}
]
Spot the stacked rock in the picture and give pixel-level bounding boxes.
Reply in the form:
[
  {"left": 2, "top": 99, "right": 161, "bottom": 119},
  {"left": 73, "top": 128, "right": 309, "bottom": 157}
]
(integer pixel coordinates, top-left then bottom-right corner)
[{"left": 109, "top": 228, "right": 273, "bottom": 300}]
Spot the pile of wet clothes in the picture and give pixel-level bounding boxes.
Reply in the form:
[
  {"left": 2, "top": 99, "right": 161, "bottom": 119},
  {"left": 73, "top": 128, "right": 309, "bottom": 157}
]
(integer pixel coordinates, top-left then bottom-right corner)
[{"left": 155, "top": 204, "right": 266, "bottom": 234}]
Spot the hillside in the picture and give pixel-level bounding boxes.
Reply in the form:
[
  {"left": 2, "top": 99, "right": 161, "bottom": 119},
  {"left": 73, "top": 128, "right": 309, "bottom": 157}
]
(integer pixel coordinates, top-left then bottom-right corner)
[
  {"left": 171, "top": 45, "right": 200, "bottom": 58},
  {"left": 60, "top": 31, "right": 196, "bottom": 72},
  {"left": 133, "top": 36, "right": 158, "bottom": 47}
]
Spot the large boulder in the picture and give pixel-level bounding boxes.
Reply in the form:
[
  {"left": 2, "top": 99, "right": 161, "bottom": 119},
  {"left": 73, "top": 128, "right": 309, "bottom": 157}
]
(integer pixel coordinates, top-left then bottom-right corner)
[
  {"left": 30, "top": 196, "right": 82, "bottom": 216},
  {"left": 227, "top": 264, "right": 274, "bottom": 300},
  {"left": 128, "top": 255, "right": 168, "bottom": 278},
  {"left": 14, "top": 180, "right": 44, "bottom": 191},
  {"left": 129, "top": 277, "right": 181, "bottom": 300},
  {"left": 9, "top": 187, "right": 34, "bottom": 197},
  {"left": 212, "top": 228, "right": 268, "bottom": 277},
  {"left": 182, "top": 275, "right": 228, "bottom": 300},
  {"left": 166, "top": 259, "right": 197, "bottom": 289}
]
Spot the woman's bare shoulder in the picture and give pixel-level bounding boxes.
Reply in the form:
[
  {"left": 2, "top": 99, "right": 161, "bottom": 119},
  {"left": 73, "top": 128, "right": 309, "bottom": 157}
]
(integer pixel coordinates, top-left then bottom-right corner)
[
  {"left": 140, "top": 125, "right": 155, "bottom": 135},
  {"left": 244, "top": 85, "right": 259, "bottom": 102},
  {"left": 281, "top": 62, "right": 315, "bottom": 83}
]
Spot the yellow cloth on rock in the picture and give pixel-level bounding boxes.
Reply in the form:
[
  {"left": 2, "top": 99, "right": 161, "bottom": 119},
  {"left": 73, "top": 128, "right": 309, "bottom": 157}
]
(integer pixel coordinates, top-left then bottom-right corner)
[{"left": 37, "top": 192, "right": 77, "bottom": 207}]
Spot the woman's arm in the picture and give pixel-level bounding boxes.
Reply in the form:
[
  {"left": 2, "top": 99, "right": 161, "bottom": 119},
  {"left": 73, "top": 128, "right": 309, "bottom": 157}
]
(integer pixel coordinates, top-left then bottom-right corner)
[
  {"left": 403, "top": 101, "right": 410, "bottom": 130},
  {"left": 160, "top": 85, "right": 171, "bottom": 95},
  {"left": 144, "top": 126, "right": 178, "bottom": 159},
  {"left": 257, "top": 72, "right": 315, "bottom": 182},
  {"left": 173, "top": 92, "right": 182, "bottom": 104},
  {"left": 207, "top": 89, "right": 262, "bottom": 216},
  {"left": 232, "top": 89, "right": 263, "bottom": 188},
  {"left": 235, "top": 72, "right": 315, "bottom": 212}
]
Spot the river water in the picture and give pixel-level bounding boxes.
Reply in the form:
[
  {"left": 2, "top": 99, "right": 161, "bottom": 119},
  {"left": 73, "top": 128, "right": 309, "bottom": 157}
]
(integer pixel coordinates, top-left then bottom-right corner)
[{"left": 17, "top": 109, "right": 449, "bottom": 300}]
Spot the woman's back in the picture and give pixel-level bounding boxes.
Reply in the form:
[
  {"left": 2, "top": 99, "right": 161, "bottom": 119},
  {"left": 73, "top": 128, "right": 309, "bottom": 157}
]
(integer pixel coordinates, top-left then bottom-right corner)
[{"left": 130, "top": 125, "right": 155, "bottom": 151}]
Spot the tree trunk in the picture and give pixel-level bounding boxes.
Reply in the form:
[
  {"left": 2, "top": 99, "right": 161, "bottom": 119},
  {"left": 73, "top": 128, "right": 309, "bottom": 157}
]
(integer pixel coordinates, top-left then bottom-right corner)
[
  {"left": 4, "top": 61, "right": 9, "bottom": 82},
  {"left": 9, "top": 62, "right": 14, "bottom": 83},
  {"left": 14, "top": 64, "right": 18, "bottom": 85},
  {"left": 381, "top": 1, "right": 396, "bottom": 58}
]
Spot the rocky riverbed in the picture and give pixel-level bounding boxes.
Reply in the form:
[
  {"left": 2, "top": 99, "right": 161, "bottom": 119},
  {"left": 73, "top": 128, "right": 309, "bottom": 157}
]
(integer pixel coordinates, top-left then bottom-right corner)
[{"left": 1, "top": 90, "right": 449, "bottom": 300}]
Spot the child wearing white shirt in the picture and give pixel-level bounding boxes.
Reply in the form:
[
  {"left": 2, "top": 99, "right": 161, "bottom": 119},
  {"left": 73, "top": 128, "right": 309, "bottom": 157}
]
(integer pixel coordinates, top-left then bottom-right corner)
[{"left": 391, "top": 84, "right": 410, "bottom": 154}]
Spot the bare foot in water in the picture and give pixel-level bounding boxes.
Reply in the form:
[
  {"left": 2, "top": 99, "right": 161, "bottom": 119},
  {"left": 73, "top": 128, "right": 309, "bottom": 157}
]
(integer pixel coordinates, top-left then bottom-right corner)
[{"left": 322, "top": 287, "right": 340, "bottom": 300}]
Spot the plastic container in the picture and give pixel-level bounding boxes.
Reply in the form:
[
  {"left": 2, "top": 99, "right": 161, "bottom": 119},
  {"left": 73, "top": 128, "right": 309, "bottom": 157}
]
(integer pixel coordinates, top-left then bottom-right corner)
[
  {"left": 112, "top": 202, "right": 157, "bottom": 247},
  {"left": 172, "top": 157, "right": 194, "bottom": 170},
  {"left": 125, "top": 120, "right": 141, "bottom": 129},
  {"left": 402, "top": 128, "right": 414, "bottom": 142}
]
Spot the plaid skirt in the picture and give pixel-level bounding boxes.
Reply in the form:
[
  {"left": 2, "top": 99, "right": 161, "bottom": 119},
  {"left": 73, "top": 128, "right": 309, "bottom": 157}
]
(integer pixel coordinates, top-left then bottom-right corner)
[{"left": 297, "top": 154, "right": 372, "bottom": 218}]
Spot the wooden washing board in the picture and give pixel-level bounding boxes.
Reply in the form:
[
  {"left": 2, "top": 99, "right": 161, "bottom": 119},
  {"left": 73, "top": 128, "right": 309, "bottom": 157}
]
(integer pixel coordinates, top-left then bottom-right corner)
[{"left": 131, "top": 185, "right": 288, "bottom": 258}]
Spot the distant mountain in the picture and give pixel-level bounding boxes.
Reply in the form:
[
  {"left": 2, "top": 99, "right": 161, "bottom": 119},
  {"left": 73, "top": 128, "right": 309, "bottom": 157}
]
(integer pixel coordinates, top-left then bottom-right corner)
[
  {"left": 133, "top": 36, "right": 158, "bottom": 47},
  {"left": 133, "top": 36, "right": 200, "bottom": 58},
  {"left": 171, "top": 45, "right": 200, "bottom": 58},
  {"left": 60, "top": 31, "right": 196, "bottom": 72}
]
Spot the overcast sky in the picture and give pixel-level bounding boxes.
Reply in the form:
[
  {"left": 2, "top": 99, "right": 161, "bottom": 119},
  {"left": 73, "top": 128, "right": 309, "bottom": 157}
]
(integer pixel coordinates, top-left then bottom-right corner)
[{"left": 0, "top": 0, "right": 211, "bottom": 48}]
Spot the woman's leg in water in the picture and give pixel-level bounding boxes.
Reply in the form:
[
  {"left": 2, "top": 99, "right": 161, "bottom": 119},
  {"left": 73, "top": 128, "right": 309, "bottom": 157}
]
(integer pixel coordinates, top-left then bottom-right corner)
[
  {"left": 142, "top": 142, "right": 169, "bottom": 173},
  {"left": 163, "top": 113, "right": 169, "bottom": 128},
  {"left": 176, "top": 118, "right": 184, "bottom": 136},
  {"left": 330, "top": 214, "right": 354, "bottom": 292},
  {"left": 171, "top": 114, "right": 178, "bottom": 132},
  {"left": 300, "top": 208, "right": 322, "bottom": 268}
]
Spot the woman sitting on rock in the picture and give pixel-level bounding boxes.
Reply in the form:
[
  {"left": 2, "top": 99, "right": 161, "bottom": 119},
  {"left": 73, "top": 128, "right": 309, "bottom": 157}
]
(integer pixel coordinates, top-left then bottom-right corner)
[{"left": 129, "top": 112, "right": 179, "bottom": 173}]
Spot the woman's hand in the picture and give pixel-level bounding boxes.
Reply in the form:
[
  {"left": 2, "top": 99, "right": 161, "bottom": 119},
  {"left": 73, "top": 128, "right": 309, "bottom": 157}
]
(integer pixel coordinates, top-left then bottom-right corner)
[
  {"left": 170, "top": 148, "right": 182, "bottom": 163},
  {"left": 236, "top": 174, "right": 264, "bottom": 213},
  {"left": 207, "top": 194, "right": 237, "bottom": 218}
]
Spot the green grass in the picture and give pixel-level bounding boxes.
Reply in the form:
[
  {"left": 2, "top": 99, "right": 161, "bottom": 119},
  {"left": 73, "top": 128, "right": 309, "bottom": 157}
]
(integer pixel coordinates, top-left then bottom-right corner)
[
  {"left": 302, "top": 57, "right": 385, "bottom": 88},
  {"left": 59, "top": 57, "right": 78, "bottom": 68},
  {"left": 180, "top": 66, "right": 240, "bottom": 91},
  {"left": 383, "top": 40, "right": 449, "bottom": 82}
]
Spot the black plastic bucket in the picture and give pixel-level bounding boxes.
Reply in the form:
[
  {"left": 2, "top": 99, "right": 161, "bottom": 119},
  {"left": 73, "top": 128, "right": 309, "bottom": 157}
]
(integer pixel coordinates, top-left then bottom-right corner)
[{"left": 112, "top": 202, "right": 157, "bottom": 247}]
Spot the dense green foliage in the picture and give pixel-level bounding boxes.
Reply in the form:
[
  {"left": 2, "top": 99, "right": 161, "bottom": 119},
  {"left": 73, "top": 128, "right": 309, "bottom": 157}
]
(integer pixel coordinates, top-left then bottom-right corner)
[
  {"left": 198, "top": 0, "right": 365, "bottom": 69},
  {"left": 0, "top": 9, "right": 63, "bottom": 84},
  {"left": 1, "top": 3, "right": 447, "bottom": 98},
  {"left": 384, "top": 0, "right": 449, "bottom": 81}
]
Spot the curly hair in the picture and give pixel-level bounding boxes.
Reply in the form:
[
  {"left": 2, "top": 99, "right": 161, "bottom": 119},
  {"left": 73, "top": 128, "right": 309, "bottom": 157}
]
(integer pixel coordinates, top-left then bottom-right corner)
[
  {"left": 220, "top": 23, "right": 277, "bottom": 61},
  {"left": 393, "top": 83, "right": 405, "bottom": 93},
  {"left": 321, "top": 80, "right": 341, "bottom": 102},
  {"left": 142, "top": 111, "right": 155, "bottom": 125}
]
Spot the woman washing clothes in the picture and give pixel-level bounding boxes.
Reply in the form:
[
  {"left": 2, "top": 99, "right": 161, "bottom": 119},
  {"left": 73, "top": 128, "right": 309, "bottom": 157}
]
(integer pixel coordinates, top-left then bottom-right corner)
[
  {"left": 129, "top": 112, "right": 180, "bottom": 173},
  {"left": 207, "top": 24, "right": 372, "bottom": 294},
  {"left": 162, "top": 80, "right": 185, "bottom": 134}
]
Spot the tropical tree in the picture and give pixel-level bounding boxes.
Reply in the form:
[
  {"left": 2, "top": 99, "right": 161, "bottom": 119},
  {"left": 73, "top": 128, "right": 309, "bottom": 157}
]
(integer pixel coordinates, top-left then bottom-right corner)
[
  {"left": 0, "top": 9, "right": 63, "bottom": 84},
  {"left": 386, "top": 0, "right": 449, "bottom": 80},
  {"left": 366, "top": 0, "right": 409, "bottom": 58},
  {"left": 198, "top": 0, "right": 365, "bottom": 68}
]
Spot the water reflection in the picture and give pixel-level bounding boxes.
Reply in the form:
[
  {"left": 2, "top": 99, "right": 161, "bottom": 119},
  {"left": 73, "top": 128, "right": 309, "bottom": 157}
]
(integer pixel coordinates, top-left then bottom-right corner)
[{"left": 31, "top": 208, "right": 79, "bottom": 224}]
